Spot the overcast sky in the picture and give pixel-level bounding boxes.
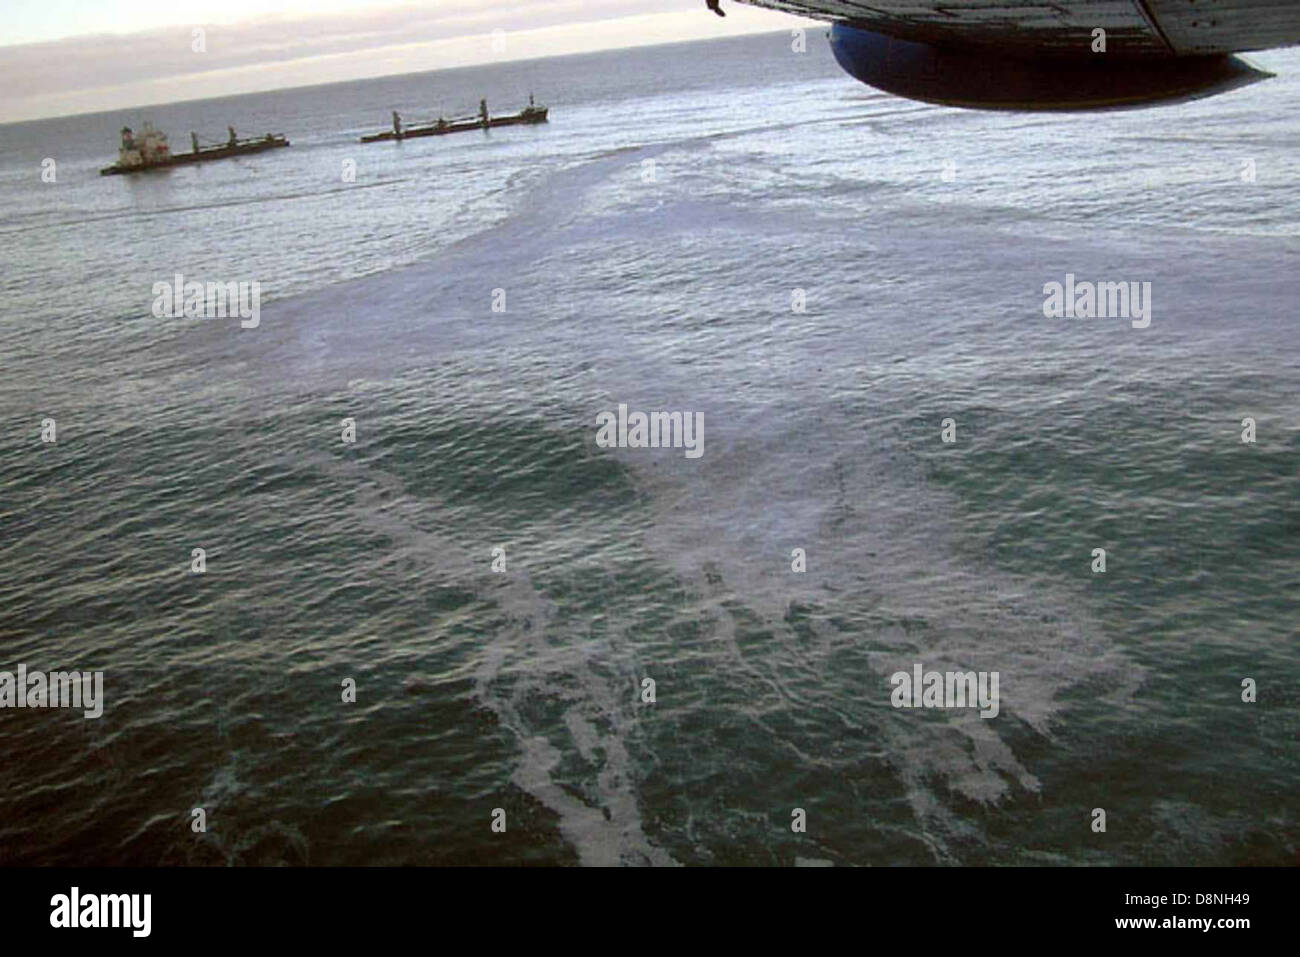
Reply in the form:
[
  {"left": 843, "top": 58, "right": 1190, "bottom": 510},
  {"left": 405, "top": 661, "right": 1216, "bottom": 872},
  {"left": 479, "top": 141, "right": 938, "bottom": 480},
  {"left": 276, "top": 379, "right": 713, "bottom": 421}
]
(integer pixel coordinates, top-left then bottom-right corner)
[{"left": 0, "top": 0, "right": 815, "bottom": 122}]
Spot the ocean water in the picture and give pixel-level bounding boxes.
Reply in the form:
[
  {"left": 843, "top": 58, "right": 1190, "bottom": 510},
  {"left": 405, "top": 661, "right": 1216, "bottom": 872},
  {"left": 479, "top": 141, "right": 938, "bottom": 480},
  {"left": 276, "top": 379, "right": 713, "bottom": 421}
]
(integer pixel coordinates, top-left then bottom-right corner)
[{"left": 0, "top": 31, "right": 1296, "bottom": 866}]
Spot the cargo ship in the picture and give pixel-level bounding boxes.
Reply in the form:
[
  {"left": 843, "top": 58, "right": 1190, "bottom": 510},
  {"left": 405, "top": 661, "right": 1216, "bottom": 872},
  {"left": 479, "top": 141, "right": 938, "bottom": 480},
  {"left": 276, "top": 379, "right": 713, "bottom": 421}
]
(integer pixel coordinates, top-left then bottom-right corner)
[
  {"left": 360, "top": 95, "right": 547, "bottom": 143},
  {"left": 100, "top": 122, "right": 290, "bottom": 175}
]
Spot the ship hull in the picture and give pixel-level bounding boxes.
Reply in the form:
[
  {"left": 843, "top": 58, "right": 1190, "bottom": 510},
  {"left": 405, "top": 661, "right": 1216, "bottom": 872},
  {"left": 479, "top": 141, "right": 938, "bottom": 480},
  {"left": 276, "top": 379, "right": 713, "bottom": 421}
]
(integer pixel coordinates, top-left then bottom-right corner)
[
  {"left": 100, "top": 137, "right": 290, "bottom": 176},
  {"left": 360, "top": 108, "right": 547, "bottom": 144}
]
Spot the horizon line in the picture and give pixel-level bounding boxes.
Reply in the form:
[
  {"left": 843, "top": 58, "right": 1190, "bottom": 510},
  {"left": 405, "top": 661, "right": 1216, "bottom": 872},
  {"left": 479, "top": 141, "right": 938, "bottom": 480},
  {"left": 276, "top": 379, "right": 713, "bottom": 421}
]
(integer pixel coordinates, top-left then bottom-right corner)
[{"left": 0, "top": 6, "right": 820, "bottom": 125}]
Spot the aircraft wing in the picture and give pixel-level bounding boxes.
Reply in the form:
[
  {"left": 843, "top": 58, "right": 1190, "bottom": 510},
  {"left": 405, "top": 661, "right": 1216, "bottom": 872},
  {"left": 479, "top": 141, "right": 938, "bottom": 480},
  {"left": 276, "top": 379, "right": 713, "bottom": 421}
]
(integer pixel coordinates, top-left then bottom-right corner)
[
  {"left": 737, "top": 1, "right": 1300, "bottom": 56},
  {"left": 731, "top": 1, "right": 1300, "bottom": 108}
]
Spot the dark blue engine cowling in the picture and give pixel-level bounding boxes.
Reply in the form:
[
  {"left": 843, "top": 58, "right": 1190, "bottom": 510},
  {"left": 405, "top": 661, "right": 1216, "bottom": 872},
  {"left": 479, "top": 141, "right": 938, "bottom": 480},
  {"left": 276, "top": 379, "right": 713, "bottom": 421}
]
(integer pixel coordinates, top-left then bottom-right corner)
[{"left": 827, "top": 21, "right": 1272, "bottom": 110}]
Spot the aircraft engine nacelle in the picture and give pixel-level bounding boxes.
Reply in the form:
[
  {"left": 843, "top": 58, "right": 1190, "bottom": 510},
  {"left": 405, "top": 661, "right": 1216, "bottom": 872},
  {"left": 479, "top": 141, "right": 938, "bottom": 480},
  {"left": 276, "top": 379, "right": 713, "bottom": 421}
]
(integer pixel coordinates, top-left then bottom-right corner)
[{"left": 828, "top": 22, "right": 1272, "bottom": 110}]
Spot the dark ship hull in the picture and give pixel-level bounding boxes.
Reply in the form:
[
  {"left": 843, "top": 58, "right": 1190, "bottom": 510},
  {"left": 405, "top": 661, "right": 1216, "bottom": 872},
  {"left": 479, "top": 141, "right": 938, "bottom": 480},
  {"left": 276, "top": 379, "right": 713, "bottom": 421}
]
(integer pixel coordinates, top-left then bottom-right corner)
[
  {"left": 361, "top": 107, "right": 547, "bottom": 144},
  {"left": 100, "top": 135, "right": 290, "bottom": 176}
]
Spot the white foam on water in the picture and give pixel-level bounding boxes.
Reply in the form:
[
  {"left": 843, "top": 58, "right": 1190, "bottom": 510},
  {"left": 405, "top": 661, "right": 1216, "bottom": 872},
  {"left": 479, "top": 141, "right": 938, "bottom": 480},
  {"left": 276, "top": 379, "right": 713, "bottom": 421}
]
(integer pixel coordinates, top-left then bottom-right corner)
[
  {"left": 241, "top": 131, "right": 1159, "bottom": 862},
  {"left": 296, "top": 448, "right": 678, "bottom": 866},
  {"left": 614, "top": 385, "right": 1144, "bottom": 858}
]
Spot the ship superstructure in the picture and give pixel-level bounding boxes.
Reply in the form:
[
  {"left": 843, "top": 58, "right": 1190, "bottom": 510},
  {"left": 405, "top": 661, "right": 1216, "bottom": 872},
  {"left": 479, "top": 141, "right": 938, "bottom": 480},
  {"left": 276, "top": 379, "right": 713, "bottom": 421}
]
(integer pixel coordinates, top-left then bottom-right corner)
[{"left": 114, "top": 122, "right": 171, "bottom": 169}]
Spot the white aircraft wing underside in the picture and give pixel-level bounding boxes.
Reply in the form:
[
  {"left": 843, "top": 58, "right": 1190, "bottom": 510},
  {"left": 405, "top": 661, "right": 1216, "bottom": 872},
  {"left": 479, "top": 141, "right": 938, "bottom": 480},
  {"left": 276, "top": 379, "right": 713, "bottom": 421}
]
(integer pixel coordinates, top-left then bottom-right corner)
[{"left": 737, "top": 0, "right": 1300, "bottom": 56}]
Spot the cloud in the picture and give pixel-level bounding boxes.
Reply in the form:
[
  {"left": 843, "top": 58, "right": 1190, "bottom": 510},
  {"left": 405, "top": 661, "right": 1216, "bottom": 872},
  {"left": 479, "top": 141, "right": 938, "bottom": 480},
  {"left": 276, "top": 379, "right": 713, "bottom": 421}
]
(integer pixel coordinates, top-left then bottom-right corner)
[{"left": 0, "top": 0, "right": 815, "bottom": 122}]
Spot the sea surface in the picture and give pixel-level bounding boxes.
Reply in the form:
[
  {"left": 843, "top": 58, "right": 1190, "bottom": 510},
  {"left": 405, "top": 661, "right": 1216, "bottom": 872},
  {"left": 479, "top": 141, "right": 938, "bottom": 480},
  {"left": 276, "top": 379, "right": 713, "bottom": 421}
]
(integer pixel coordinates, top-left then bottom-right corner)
[{"left": 0, "top": 31, "right": 1296, "bottom": 866}]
